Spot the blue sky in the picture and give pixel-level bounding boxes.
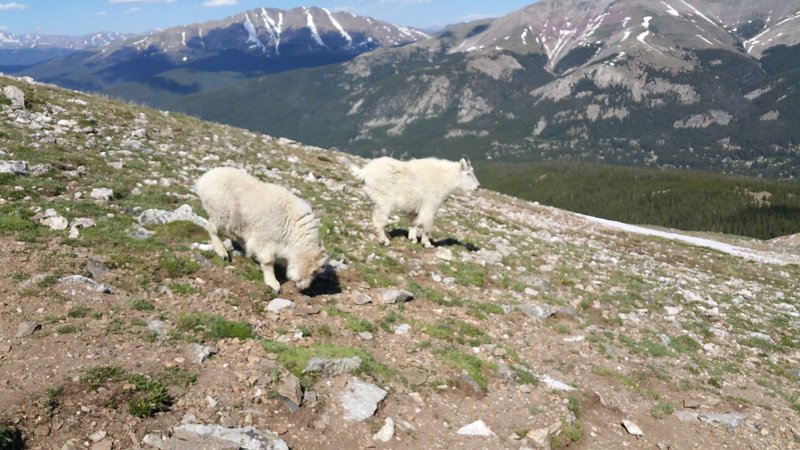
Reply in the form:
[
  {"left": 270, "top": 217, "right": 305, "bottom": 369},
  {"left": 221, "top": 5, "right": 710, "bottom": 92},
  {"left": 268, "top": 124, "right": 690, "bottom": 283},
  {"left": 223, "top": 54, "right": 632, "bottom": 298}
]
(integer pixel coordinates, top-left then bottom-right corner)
[{"left": 0, "top": 1, "right": 537, "bottom": 36}]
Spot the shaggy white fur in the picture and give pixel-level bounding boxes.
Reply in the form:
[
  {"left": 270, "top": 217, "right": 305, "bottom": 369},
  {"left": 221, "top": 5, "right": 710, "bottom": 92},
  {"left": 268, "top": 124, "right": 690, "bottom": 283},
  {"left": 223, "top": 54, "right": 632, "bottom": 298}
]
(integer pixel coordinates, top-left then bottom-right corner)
[
  {"left": 351, "top": 157, "right": 479, "bottom": 247},
  {"left": 195, "top": 167, "right": 327, "bottom": 293}
]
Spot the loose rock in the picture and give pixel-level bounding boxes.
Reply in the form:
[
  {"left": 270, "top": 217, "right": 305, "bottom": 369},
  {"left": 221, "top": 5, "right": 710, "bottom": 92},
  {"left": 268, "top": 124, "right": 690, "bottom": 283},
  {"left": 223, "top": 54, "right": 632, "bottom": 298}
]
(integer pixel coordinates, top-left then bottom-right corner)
[
  {"left": 457, "top": 420, "right": 494, "bottom": 437},
  {"left": 339, "top": 378, "right": 387, "bottom": 422}
]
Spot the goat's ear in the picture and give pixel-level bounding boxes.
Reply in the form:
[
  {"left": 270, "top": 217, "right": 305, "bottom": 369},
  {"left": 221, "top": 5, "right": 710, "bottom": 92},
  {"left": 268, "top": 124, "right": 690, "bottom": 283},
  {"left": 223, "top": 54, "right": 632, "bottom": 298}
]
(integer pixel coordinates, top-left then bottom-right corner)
[{"left": 460, "top": 158, "right": 468, "bottom": 169}]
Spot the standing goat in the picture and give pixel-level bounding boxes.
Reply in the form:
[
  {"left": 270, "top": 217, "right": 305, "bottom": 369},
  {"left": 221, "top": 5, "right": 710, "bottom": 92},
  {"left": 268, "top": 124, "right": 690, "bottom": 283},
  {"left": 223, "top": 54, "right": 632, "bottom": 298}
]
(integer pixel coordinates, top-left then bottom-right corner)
[
  {"left": 195, "top": 167, "right": 327, "bottom": 293},
  {"left": 351, "top": 157, "right": 480, "bottom": 247}
]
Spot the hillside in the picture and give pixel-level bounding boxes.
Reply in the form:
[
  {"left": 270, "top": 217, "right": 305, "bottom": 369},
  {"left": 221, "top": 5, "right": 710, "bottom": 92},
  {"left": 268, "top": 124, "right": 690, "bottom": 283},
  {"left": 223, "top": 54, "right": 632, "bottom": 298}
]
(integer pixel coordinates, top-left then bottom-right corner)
[
  {"left": 167, "top": 0, "right": 800, "bottom": 180},
  {"left": 2, "top": 76, "right": 800, "bottom": 449},
  {"left": 476, "top": 161, "right": 800, "bottom": 240}
]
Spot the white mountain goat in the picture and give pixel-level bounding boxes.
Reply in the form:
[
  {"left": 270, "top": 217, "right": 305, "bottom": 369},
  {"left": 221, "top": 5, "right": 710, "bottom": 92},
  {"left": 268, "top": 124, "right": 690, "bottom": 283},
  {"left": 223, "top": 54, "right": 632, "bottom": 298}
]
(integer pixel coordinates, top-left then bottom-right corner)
[
  {"left": 351, "top": 157, "right": 480, "bottom": 247},
  {"left": 195, "top": 167, "right": 327, "bottom": 293}
]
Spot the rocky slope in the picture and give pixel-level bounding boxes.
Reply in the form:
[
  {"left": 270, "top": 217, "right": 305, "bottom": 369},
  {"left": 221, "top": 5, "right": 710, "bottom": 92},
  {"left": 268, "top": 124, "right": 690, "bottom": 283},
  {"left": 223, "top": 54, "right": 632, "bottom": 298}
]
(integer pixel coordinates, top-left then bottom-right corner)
[{"left": 1, "top": 75, "right": 799, "bottom": 449}]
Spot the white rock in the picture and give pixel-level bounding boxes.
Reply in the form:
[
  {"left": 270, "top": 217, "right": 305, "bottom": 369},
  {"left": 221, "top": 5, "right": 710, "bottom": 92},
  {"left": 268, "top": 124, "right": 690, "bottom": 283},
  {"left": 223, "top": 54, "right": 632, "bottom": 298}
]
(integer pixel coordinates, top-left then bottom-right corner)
[
  {"left": 372, "top": 417, "right": 395, "bottom": 442},
  {"left": 394, "top": 324, "right": 411, "bottom": 335},
  {"left": 90, "top": 188, "right": 114, "bottom": 201},
  {"left": 457, "top": 420, "right": 494, "bottom": 437},
  {"left": 266, "top": 298, "right": 296, "bottom": 315},
  {"left": 622, "top": 419, "right": 643, "bottom": 436}
]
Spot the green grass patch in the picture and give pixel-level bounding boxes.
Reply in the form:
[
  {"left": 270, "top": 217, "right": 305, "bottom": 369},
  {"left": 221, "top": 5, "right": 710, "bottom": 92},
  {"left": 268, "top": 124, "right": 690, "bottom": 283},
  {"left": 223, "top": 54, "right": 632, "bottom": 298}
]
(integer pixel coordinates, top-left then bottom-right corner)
[
  {"left": 175, "top": 312, "right": 254, "bottom": 342},
  {"left": 129, "top": 298, "right": 155, "bottom": 311},
  {"left": 550, "top": 419, "right": 583, "bottom": 449},
  {"left": 435, "top": 348, "right": 497, "bottom": 391},
  {"left": 651, "top": 401, "right": 675, "bottom": 419},
  {"left": 67, "top": 306, "right": 92, "bottom": 318},
  {"left": 56, "top": 325, "right": 80, "bottom": 334},
  {"left": 422, "top": 318, "right": 489, "bottom": 346},
  {"left": 671, "top": 335, "right": 702, "bottom": 353},
  {"left": 262, "top": 340, "right": 391, "bottom": 382},
  {"left": 169, "top": 282, "right": 200, "bottom": 295},
  {"left": 158, "top": 255, "right": 200, "bottom": 278}
]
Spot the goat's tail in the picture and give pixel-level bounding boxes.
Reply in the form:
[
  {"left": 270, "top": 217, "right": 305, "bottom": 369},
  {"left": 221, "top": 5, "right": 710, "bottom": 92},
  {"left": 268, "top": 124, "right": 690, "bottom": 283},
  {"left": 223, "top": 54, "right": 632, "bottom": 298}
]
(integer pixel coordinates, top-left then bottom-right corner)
[{"left": 348, "top": 163, "right": 365, "bottom": 181}]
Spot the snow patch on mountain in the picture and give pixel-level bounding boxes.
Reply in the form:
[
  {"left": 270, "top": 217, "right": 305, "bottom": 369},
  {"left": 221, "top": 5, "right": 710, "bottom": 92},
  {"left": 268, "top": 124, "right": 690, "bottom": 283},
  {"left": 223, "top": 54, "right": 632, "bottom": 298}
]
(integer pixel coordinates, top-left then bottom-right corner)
[
  {"left": 663, "top": 1, "right": 680, "bottom": 17},
  {"left": 679, "top": 0, "right": 717, "bottom": 25},
  {"left": 323, "top": 8, "right": 352, "bottom": 45},
  {"left": 243, "top": 12, "right": 266, "bottom": 53},
  {"left": 305, "top": 8, "right": 326, "bottom": 47},
  {"left": 260, "top": 8, "right": 282, "bottom": 55}
]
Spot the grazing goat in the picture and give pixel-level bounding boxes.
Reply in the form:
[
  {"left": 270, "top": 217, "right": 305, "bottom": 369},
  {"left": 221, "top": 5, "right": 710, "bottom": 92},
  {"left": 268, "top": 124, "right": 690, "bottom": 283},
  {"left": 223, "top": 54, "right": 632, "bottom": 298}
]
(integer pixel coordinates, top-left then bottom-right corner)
[
  {"left": 351, "top": 157, "right": 479, "bottom": 247},
  {"left": 195, "top": 167, "right": 327, "bottom": 293}
]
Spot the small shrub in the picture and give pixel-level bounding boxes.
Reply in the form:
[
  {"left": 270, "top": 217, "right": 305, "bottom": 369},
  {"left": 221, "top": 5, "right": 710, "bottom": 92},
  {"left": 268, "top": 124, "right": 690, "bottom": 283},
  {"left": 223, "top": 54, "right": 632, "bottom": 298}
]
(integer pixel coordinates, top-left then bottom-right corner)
[
  {"left": 57, "top": 325, "right": 79, "bottom": 334},
  {"left": 80, "top": 366, "right": 124, "bottom": 390},
  {"left": 129, "top": 298, "right": 155, "bottom": 311},
  {"left": 158, "top": 255, "right": 199, "bottom": 278},
  {"left": 67, "top": 306, "right": 92, "bottom": 318},
  {"left": 651, "top": 401, "right": 675, "bottom": 419},
  {"left": 671, "top": 335, "right": 702, "bottom": 353},
  {"left": 175, "top": 312, "right": 254, "bottom": 341}
]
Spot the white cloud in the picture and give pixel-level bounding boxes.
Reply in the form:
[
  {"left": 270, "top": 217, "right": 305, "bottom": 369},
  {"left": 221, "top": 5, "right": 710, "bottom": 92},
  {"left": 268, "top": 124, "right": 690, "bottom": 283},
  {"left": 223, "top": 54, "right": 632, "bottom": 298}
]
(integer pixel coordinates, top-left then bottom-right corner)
[
  {"left": 0, "top": 2, "right": 28, "bottom": 10},
  {"left": 123, "top": 7, "right": 141, "bottom": 14},
  {"left": 202, "top": 0, "right": 239, "bottom": 6},
  {"left": 97, "top": 11, "right": 109, "bottom": 16}
]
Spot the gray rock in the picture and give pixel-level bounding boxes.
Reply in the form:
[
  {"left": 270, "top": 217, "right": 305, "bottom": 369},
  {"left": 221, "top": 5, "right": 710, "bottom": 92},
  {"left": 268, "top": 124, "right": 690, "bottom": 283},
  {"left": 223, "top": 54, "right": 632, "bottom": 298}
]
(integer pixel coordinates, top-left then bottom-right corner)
[
  {"left": 144, "top": 424, "right": 289, "bottom": 450},
  {"left": 0, "top": 160, "right": 28, "bottom": 175},
  {"left": 303, "top": 356, "right": 362, "bottom": 377},
  {"left": 394, "top": 323, "right": 411, "bottom": 335},
  {"left": 526, "top": 421, "right": 561, "bottom": 448},
  {"left": 339, "top": 378, "right": 387, "bottom": 422},
  {"left": 147, "top": 320, "right": 168, "bottom": 340},
  {"left": 400, "top": 367, "right": 428, "bottom": 387},
  {"left": 69, "top": 218, "right": 96, "bottom": 239},
  {"left": 457, "top": 420, "right": 494, "bottom": 437},
  {"left": 698, "top": 412, "right": 747, "bottom": 429},
  {"left": 379, "top": 288, "right": 414, "bottom": 304},
  {"left": 3, "top": 85, "right": 25, "bottom": 109},
  {"left": 280, "top": 397, "right": 300, "bottom": 414},
  {"left": 184, "top": 343, "right": 216, "bottom": 365},
  {"left": 85, "top": 260, "right": 110, "bottom": 279},
  {"left": 621, "top": 419, "right": 643, "bottom": 436},
  {"left": 303, "top": 390, "right": 318, "bottom": 407},
  {"left": 514, "top": 303, "right": 558, "bottom": 321},
  {"left": 458, "top": 374, "right": 484, "bottom": 396},
  {"left": 127, "top": 223, "right": 155, "bottom": 240},
  {"left": 351, "top": 292, "right": 373, "bottom": 305},
  {"left": 266, "top": 298, "right": 295, "bottom": 315},
  {"left": 138, "top": 204, "right": 208, "bottom": 229},
  {"left": 278, "top": 373, "right": 303, "bottom": 406},
  {"left": 358, "top": 331, "right": 373, "bottom": 341},
  {"left": 15, "top": 321, "right": 40, "bottom": 338},
  {"left": 674, "top": 411, "right": 699, "bottom": 422},
  {"left": 59, "top": 275, "right": 112, "bottom": 294}
]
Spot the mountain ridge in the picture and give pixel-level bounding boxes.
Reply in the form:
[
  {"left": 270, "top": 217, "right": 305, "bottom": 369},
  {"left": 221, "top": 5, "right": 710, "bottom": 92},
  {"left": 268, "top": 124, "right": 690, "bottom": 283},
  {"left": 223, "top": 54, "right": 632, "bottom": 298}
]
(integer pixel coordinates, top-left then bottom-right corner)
[{"left": 1, "top": 72, "right": 799, "bottom": 449}]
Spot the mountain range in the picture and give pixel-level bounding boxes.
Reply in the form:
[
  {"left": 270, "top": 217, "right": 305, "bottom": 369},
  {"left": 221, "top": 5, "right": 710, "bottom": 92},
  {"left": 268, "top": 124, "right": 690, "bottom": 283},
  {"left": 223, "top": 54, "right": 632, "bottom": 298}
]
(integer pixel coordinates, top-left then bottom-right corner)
[{"left": 7, "top": 0, "right": 800, "bottom": 179}]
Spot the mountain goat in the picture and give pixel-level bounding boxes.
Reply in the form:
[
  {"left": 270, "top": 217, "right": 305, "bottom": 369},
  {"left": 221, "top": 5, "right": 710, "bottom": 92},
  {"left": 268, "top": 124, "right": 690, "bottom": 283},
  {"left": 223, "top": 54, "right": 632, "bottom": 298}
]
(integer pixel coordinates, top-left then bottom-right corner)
[
  {"left": 351, "top": 157, "right": 480, "bottom": 247},
  {"left": 195, "top": 167, "right": 327, "bottom": 293}
]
